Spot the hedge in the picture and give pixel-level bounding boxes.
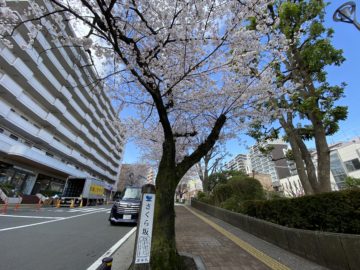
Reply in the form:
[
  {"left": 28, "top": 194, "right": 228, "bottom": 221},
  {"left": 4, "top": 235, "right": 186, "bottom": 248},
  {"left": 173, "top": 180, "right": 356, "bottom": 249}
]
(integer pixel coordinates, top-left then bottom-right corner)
[{"left": 240, "top": 189, "right": 360, "bottom": 234}]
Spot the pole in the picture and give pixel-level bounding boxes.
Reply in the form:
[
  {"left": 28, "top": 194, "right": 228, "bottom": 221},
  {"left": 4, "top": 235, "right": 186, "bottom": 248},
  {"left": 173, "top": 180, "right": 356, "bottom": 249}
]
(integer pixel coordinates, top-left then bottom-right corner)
[{"left": 133, "top": 184, "right": 156, "bottom": 270}]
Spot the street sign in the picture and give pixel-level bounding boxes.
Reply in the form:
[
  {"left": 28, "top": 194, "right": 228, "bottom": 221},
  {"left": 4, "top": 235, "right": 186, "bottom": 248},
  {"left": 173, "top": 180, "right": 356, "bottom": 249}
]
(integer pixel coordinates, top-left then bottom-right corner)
[{"left": 134, "top": 192, "right": 155, "bottom": 264}]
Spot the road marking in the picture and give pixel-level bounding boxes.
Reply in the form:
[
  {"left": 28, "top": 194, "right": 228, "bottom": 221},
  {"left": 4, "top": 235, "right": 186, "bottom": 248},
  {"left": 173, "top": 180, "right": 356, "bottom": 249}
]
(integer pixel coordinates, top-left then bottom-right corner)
[
  {"left": 185, "top": 206, "right": 290, "bottom": 270},
  {"left": 0, "top": 208, "right": 110, "bottom": 233},
  {"left": 0, "top": 214, "right": 64, "bottom": 220},
  {"left": 68, "top": 208, "right": 107, "bottom": 213},
  {"left": 87, "top": 227, "right": 137, "bottom": 270}
]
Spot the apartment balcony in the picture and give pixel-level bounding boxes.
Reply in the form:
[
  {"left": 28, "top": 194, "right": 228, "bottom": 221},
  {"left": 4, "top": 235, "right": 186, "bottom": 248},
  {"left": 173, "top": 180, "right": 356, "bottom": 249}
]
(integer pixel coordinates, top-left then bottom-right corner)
[
  {"left": 59, "top": 86, "right": 72, "bottom": 101},
  {"left": 0, "top": 74, "right": 23, "bottom": 98},
  {"left": 51, "top": 139, "right": 72, "bottom": 156},
  {"left": 17, "top": 93, "right": 48, "bottom": 120},
  {"left": 0, "top": 99, "right": 11, "bottom": 119},
  {"left": 57, "top": 124, "right": 77, "bottom": 142},
  {"left": 0, "top": 133, "right": 14, "bottom": 155},
  {"left": 37, "top": 129, "right": 53, "bottom": 144},
  {"left": 69, "top": 98, "right": 85, "bottom": 118},
  {"left": 7, "top": 111, "right": 40, "bottom": 138},
  {"left": 8, "top": 143, "right": 86, "bottom": 178},
  {"left": 27, "top": 77, "right": 56, "bottom": 106},
  {"left": 44, "top": 113, "right": 61, "bottom": 130},
  {"left": 63, "top": 111, "right": 81, "bottom": 130}
]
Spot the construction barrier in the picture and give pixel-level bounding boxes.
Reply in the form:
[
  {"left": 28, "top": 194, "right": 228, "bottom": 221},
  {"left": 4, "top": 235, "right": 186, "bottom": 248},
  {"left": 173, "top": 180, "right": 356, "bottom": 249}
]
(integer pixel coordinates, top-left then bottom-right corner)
[
  {"left": 36, "top": 198, "right": 42, "bottom": 211},
  {"left": 1, "top": 199, "right": 8, "bottom": 214}
]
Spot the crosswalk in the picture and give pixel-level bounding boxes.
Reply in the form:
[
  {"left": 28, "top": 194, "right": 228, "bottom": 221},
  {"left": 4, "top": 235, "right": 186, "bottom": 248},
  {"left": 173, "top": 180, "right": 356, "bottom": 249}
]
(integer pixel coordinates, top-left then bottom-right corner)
[{"left": 47, "top": 207, "right": 110, "bottom": 213}]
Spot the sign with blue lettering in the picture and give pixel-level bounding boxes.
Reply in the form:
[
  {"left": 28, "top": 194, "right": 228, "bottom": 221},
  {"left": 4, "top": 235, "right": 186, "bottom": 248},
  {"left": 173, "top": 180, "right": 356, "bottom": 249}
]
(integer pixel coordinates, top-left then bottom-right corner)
[{"left": 135, "top": 193, "right": 155, "bottom": 264}]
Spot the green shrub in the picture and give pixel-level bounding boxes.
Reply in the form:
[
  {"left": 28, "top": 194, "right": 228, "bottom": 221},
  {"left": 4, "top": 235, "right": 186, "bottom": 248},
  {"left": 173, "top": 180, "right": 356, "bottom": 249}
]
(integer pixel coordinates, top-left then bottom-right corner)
[
  {"left": 240, "top": 190, "right": 360, "bottom": 234},
  {"left": 196, "top": 191, "right": 215, "bottom": 205}
]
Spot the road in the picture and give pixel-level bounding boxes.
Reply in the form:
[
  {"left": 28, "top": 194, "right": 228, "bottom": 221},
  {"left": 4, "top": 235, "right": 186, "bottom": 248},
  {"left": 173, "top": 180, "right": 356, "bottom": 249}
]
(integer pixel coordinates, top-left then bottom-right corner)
[{"left": 0, "top": 205, "right": 135, "bottom": 270}]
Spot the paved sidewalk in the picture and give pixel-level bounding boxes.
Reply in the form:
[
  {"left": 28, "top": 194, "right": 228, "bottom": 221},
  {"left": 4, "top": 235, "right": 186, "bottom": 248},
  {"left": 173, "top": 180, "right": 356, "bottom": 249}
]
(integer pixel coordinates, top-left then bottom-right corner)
[
  {"left": 175, "top": 205, "right": 328, "bottom": 270},
  {"left": 109, "top": 205, "right": 328, "bottom": 270}
]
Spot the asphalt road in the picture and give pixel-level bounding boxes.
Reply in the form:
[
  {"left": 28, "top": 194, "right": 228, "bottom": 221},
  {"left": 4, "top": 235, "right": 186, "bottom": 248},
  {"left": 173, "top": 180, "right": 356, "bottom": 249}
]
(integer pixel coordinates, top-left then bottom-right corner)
[{"left": 0, "top": 206, "right": 135, "bottom": 270}]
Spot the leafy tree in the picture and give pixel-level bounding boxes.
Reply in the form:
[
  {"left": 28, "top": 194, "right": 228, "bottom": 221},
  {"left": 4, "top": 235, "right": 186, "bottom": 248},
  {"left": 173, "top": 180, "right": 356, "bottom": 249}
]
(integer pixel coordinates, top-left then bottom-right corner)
[
  {"left": 206, "top": 171, "right": 228, "bottom": 193},
  {"left": 345, "top": 177, "right": 360, "bottom": 189},
  {"left": 213, "top": 174, "right": 265, "bottom": 211},
  {"left": 247, "top": 0, "right": 347, "bottom": 194},
  {"left": 196, "top": 143, "right": 228, "bottom": 193},
  {"left": 0, "top": 1, "right": 276, "bottom": 268}
]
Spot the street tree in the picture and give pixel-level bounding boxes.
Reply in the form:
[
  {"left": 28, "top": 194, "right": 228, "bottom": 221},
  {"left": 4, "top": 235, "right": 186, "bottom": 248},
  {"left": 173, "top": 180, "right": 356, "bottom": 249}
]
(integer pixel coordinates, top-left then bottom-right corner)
[
  {"left": 196, "top": 142, "right": 228, "bottom": 193},
  {"left": 245, "top": 0, "right": 347, "bottom": 194},
  {"left": 0, "top": 1, "right": 278, "bottom": 268}
]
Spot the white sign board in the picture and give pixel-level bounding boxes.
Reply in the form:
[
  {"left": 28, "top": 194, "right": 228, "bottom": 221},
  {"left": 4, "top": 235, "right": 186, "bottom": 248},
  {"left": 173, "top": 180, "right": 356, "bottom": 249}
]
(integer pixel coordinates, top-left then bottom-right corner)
[{"left": 135, "top": 193, "right": 156, "bottom": 264}]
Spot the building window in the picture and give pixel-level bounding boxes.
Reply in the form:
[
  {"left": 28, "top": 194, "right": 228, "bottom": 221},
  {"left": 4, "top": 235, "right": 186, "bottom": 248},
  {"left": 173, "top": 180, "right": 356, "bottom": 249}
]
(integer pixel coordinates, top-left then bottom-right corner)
[
  {"left": 9, "top": 134, "right": 18, "bottom": 141},
  {"left": 21, "top": 115, "right": 29, "bottom": 121},
  {"left": 46, "top": 152, "right": 54, "bottom": 157},
  {"left": 330, "top": 152, "right": 347, "bottom": 189},
  {"left": 344, "top": 159, "right": 360, "bottom": 172}
]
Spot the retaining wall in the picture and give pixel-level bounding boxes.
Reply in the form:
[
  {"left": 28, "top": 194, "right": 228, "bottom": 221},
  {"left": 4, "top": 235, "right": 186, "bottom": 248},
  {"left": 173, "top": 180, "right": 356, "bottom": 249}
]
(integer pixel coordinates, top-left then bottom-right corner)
[{"left": 191, "top": 199, "right": 360, "bottom": 270}]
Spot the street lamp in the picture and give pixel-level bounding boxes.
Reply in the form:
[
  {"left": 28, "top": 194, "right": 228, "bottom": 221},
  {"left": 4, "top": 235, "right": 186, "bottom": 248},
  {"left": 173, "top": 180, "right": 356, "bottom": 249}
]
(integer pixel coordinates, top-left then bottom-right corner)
[{"left": 333, "top": 1, "right": 360, "bottom": 31}]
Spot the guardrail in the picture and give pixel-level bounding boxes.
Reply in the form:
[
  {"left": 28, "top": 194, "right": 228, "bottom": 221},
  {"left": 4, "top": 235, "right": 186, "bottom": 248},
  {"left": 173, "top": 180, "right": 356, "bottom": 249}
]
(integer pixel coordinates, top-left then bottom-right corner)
[{"left": 191, "top": 199, "right": 360, "bottom": 270}]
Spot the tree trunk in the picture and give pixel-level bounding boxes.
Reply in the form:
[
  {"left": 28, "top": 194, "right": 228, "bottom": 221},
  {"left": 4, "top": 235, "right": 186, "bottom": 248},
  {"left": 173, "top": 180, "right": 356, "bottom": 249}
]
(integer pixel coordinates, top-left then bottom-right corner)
[
  {"left": 279, "top": 116, "right": 315, "bottom": 194},
  {"left": 310, "top": 115, "right": 332, "bottom": 193},
  {"left": 287, "top": 136, "right": 314, "bottom": 195},
  {"left": 150, "top": 141, "right": 181, "bottom": 269}
]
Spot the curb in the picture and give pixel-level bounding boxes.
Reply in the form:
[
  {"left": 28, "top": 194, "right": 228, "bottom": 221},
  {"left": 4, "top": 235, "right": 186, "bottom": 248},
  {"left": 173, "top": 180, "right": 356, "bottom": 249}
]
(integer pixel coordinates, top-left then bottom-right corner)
[
  {"left": 87, "top": 227, "right": 137, "bottom": 270},
  {"left": 178, "top": 252, "right": 207, "bottom": 270}
]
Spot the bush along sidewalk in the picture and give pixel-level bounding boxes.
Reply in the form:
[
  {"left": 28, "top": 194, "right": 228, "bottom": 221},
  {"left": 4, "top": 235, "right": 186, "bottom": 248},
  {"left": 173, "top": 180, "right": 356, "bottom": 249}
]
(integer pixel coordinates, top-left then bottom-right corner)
[{"left": 198, "top": 189, "right": 360, "bottom": 234}]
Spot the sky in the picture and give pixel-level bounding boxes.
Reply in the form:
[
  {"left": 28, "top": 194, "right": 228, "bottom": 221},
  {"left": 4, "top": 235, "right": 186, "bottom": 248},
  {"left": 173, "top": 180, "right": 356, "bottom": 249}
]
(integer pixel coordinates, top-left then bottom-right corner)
[{"left": 121, "top": 1, "right": 360, "bottom": 164}]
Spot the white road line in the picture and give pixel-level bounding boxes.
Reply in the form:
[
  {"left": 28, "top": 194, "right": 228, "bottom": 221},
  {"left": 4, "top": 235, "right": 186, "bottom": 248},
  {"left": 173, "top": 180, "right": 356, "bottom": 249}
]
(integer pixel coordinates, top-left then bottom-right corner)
[
  {"left": 87, "top": 227, "right": 137, "bottom": 270},
  {"left": 0, "top": 209, "right": 109, "bottom": 233},
  {"left": 0, "top": 214, "right": 64, "bottom": 220}
]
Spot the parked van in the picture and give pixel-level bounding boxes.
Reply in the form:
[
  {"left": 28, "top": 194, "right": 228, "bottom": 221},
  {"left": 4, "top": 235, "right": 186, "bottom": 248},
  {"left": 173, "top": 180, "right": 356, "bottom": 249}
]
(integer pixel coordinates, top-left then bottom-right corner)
[{"left": 109, "top": 186, "right": 141, "bottom": 224}]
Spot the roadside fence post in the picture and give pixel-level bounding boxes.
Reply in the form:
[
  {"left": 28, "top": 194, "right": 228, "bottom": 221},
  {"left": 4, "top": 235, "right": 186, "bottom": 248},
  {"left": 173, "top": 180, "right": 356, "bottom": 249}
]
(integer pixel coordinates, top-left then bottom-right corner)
[
  {"left": 96, "top": 257, "right": 113, "bottom": 270},
  {"left": 14, "top": 202, "right": 20, "bottom": 211}
]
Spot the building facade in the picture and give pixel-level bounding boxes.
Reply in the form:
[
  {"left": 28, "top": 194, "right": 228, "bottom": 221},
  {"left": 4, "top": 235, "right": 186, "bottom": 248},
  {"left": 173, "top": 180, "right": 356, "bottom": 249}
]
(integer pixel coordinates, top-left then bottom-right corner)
[
  {"left": 248, "top": 140, "right": 292, "bottom": 184},
  {"left": 0, "top": 1, "right": 124, "bottom": 198},
  {"left": 279, "top": 138, "right": 360, "bottom": 196},
  {"left": 224, "top": 154, "right": 248, "bottom": 173}
]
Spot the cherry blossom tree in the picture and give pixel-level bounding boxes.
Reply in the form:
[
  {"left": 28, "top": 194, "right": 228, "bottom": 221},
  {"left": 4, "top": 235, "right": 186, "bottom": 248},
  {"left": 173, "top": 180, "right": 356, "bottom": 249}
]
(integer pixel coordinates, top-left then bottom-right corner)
[{"left": 0, "top": 0, "right": 277, "bottom": 268}]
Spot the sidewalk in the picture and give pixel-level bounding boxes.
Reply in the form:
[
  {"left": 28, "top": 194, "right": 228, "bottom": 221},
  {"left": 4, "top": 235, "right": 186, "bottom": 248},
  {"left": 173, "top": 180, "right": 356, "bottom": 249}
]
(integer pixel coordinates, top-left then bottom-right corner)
[{"left": 111, "top": 205, "right": 328, "bottom": 270}]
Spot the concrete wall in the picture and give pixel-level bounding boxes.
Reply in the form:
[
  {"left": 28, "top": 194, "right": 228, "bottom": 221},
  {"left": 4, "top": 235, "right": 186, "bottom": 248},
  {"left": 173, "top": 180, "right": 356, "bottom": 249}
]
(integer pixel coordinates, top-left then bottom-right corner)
[{"left": 191, "top": 200, "right": 360, "bottom": 270}]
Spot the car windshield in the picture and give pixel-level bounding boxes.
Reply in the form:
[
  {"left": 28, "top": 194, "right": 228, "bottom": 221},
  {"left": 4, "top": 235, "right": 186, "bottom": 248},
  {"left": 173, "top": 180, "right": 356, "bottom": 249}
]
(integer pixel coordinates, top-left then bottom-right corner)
[{"left": 122, "top": 188, "right": 141, "bottom": 200}]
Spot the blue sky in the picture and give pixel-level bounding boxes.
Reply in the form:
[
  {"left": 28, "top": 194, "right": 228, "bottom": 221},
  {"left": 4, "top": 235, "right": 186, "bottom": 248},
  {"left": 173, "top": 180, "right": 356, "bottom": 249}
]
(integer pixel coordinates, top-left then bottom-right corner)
[{"left": 122, "top": 1, "right": 360, "bottom": 164}]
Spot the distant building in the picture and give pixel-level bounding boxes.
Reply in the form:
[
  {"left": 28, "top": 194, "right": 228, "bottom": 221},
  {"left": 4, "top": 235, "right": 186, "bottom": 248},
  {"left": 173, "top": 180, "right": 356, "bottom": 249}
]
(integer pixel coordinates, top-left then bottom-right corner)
[
  {"left": 248, "top": 140, "right": 292, "bottom": 184},
  {"left": 279, "top": 137, "right": 360, "bottom": 196},
  {"left": 224, "top": 154, "right": 248, "bottom": 173},
  {"left": 251, "top": 173, "right": 273, "bottom": 191},
  {"left": 117, "top": 164, "right": 154, "bottom": 191}
]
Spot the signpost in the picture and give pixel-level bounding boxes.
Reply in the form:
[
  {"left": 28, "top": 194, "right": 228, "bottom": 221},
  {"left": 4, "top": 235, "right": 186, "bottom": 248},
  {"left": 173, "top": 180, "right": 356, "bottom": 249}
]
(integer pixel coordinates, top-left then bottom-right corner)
[{"left": 133, "top": 184, "right": 156, "bottom": 270}]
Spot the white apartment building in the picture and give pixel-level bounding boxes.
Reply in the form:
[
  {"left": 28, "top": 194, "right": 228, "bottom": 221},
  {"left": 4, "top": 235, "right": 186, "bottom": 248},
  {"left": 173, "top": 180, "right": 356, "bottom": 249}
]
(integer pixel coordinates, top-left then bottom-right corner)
[
  {"left": 224, "top": 154, "right": 249, "bottom": 173},
  {"left": 280, "top": 137, "right": 360, "bottom": 196},
  {"left": 248, "top": 140, "right": 292, "bottom": 184},
  {"left": 0, "top": 1, "right": 124, "bottom": 197}
]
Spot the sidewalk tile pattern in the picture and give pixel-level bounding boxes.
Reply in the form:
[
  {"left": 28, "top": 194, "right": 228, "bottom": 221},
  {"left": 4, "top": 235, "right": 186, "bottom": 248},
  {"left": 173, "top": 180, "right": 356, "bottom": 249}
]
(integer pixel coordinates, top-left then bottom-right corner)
[{"left": 175, "top": 206, "right": 271, "bottom": 270}]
